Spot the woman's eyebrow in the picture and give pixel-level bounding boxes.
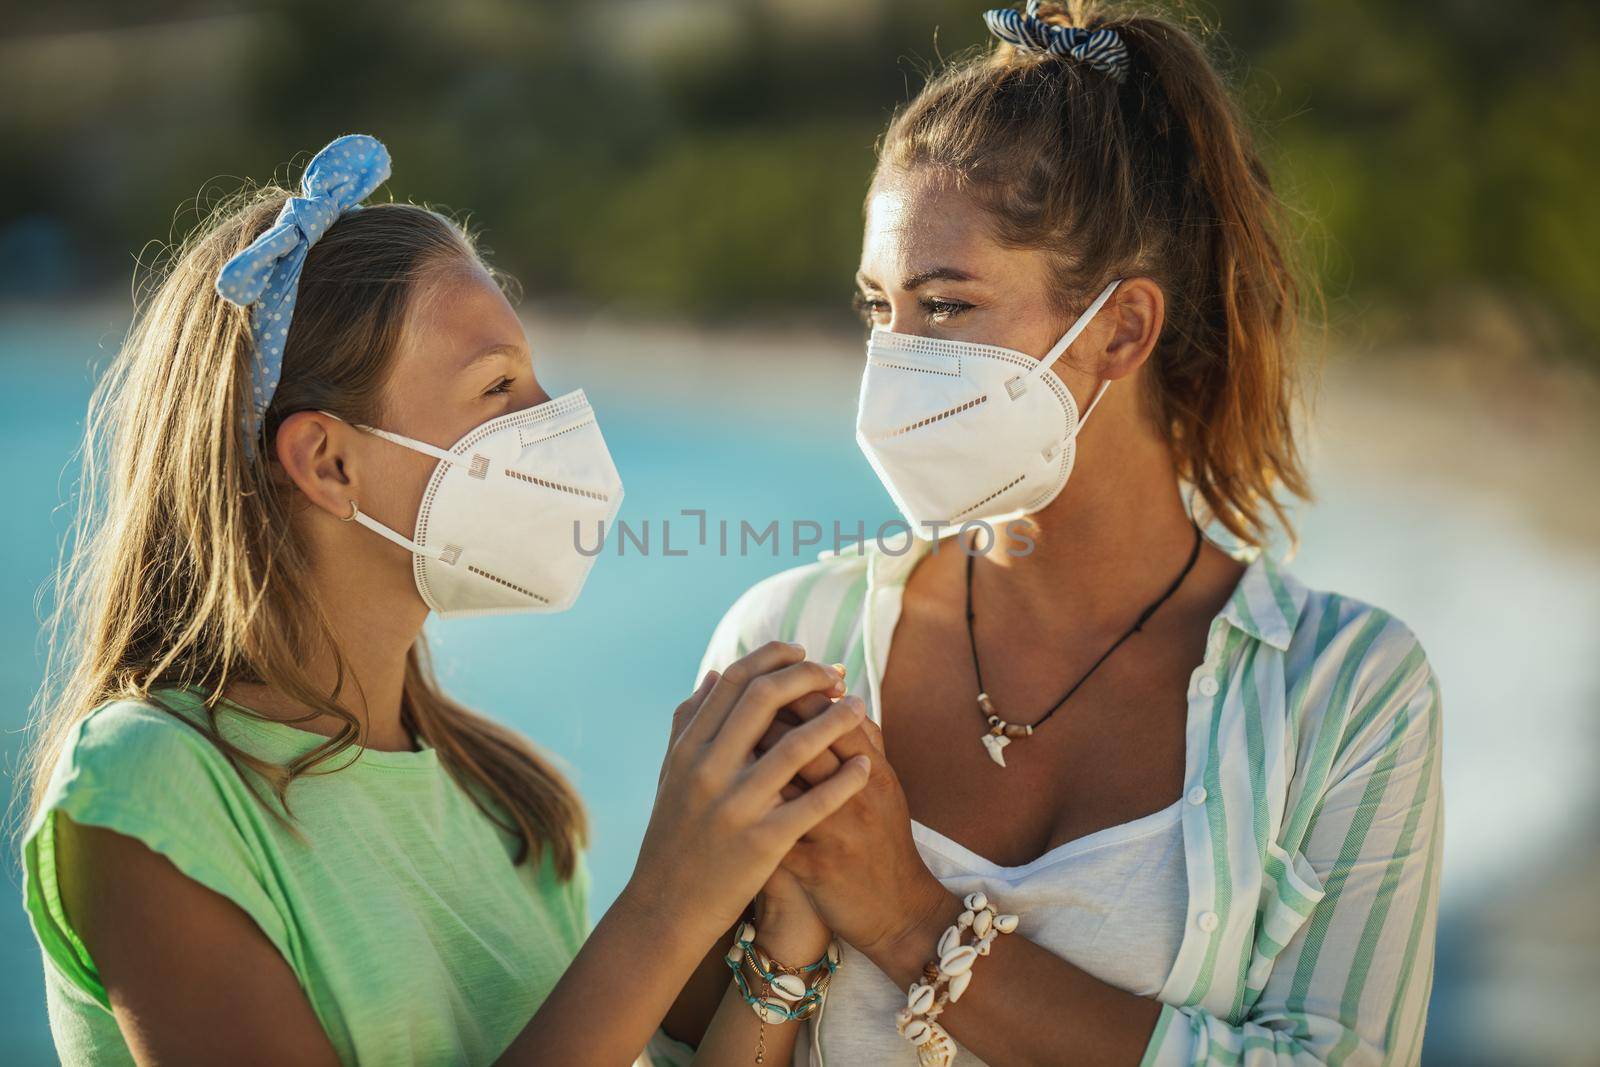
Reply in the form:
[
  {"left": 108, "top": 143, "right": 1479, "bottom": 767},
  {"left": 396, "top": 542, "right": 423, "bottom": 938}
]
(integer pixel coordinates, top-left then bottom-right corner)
[
  {"left": 900, "top": 266, "right": 975, "bottom": 290},
  {"left": 856, "top": 266, "right": 977, "bottom": 292}
]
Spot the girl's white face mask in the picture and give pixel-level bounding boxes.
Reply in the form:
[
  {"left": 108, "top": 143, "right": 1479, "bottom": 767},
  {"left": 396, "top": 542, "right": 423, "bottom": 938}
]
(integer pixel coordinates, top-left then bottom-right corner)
[
  {"left": 855, "top": 279, "right": 1121, "bottom": 536},
  {"left": 331, "top": 389, "right": 623, "bottom": 618}
]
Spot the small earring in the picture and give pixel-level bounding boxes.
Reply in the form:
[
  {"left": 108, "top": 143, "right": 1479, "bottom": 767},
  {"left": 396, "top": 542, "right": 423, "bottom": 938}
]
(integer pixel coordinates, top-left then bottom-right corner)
[{"left": 342, "top": 499, "right": 360, "bottom": 522}]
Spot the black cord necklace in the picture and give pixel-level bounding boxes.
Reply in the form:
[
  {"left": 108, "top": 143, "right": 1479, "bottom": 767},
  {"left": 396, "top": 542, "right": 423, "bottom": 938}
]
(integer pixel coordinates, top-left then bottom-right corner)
[{"left": 966, "top": 521, "right": 1203, "bottom": 768}]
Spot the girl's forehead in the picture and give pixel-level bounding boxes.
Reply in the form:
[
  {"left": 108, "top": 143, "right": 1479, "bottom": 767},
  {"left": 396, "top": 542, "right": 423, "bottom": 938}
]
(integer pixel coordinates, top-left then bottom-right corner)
[{"left": 394, "top": 268, "right": 527, "bottom": 371}]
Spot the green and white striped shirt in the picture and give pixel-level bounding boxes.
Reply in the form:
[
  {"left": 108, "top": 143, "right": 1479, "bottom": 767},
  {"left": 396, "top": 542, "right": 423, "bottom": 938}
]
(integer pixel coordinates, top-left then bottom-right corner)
[{"left": 686, "top": 535, "right": 1442, "bottom": 1067}]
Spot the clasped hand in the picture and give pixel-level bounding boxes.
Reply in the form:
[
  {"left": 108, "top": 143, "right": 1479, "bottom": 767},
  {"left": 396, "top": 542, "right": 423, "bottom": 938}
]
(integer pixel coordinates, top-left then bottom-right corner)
[{"left": 753, "top": 686, "right": 952, "bottom": 968}]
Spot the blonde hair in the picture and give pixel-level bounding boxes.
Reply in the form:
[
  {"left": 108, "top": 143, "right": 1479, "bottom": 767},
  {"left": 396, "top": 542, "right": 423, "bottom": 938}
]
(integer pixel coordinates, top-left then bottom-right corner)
[
  {"left": 877, "top": 1, "right": 1315, "bottom": 547},
  {"left": 19, "top": 185, "right": 586, "bottom": 877}
]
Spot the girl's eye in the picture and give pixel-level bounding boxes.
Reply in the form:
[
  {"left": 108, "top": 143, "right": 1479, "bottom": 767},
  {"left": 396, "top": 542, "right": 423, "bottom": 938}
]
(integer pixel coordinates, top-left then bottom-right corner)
[{"left": 485, "top": 377, "right": 514, "bottom": 396}]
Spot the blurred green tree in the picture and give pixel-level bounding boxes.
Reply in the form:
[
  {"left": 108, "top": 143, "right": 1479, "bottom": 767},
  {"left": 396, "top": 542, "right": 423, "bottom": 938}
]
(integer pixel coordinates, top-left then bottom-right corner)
[{"left": 0, "top": 0, "right": 1594, "bottom": 360}]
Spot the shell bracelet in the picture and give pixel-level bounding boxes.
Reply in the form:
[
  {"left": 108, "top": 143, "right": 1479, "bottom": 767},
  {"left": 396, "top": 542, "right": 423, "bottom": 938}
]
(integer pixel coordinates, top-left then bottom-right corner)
[
  {"left": 724, "top": 920, "right": 841, "bottom": 1064},
  {"left": 895, "top": 892, "right": 1018, "bottom": 1067}
]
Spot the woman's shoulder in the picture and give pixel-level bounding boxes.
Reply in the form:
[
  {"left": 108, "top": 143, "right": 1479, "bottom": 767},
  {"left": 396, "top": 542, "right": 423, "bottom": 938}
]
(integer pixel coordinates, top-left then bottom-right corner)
[
  {"left": 1277, "top": 567, "right": 1442, "bottom": 769},
  {"left": 698, "top": 550, "right": 873, "bottom": 672}
]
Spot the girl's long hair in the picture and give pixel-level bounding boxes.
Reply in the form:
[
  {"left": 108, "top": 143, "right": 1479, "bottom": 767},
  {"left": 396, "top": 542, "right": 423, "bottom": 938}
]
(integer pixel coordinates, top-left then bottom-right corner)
[
  {"left": 878, "top": 0, "right": 1317, "bottom": 547},
  {"left": 18, "top": 186, "right": 586, "bottom": 877}
]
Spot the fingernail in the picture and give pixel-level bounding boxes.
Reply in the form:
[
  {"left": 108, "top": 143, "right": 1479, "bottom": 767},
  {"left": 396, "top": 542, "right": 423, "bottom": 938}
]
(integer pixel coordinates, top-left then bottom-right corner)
[
  {"left": 850, "top": 754, "right": 871, "bottom": 772},
  {"left": 831, "top": 663, "right": 847, "bottom": 677},
  {"left": 701, "top": 669, "right": 719, "bottom": 691},
  {"left": 849, "top": 697, "right": 867, "bottom": 718}
]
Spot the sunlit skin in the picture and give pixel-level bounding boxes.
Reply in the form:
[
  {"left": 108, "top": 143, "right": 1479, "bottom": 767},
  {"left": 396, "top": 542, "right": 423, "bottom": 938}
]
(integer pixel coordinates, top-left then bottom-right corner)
[
  {"left": 55, "top": 262, "right": 874, "bottom": 1066},
  {"left": 754, "top": 166, "right": 1254, "bottom": 1066},
  {"left": 240, "top": 261, "right": 551, "bottom": 749}
]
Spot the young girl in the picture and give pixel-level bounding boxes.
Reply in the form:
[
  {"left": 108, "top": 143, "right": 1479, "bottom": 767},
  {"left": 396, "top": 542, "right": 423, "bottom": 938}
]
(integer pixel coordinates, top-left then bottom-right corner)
[
  {"left": 658, "top": 3, "right": 1443, "bottom": 1065},
  {"left": 18, "top": 134, "right": 872, "bottom": 1066}
]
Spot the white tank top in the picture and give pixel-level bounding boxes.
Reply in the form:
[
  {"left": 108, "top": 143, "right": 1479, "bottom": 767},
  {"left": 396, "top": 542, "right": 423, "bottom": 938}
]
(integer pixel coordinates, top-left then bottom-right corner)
[{"left": 798, "top": 799, "right": 1188, "bottom": 1066}]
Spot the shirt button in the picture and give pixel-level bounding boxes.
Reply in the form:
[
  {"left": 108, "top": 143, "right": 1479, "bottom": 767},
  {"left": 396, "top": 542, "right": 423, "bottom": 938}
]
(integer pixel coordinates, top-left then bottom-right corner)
[
  {"left": 1198, "top": 676, "right": 1220, "bottom": 697},
  {"left": 1197, "top": 911, "right": 1219, "bottom": 932},
  {"left": 1187, "top": 785, "right": 1208, "bottom": 806}
]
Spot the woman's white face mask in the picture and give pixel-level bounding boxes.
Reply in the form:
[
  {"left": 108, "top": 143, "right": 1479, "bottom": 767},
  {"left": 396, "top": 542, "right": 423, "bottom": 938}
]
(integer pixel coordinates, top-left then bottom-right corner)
[
  {"left": 330, "top": 389, "right": 624, "bottom": 618},
  {"left": 854, "top": 279, "right": 1120, "bottom": 536}
]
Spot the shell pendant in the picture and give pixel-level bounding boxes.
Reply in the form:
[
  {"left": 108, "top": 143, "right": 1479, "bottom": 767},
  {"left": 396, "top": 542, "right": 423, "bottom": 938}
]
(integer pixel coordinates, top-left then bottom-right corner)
[{"left": 976, "top": 693, "right": 1033, "bottom": 769}]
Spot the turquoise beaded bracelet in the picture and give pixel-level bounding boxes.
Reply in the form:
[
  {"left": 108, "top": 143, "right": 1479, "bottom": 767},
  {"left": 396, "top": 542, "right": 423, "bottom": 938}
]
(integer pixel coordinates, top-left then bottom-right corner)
[{"left": 723, "top": 920, "right": 842, "bottom": 1024}]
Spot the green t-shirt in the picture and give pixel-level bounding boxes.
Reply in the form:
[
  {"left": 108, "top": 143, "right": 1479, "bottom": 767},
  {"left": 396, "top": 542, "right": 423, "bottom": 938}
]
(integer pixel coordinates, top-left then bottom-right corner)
[{"left": 21, "top": 688, "right": 590, "bottom": 1066}]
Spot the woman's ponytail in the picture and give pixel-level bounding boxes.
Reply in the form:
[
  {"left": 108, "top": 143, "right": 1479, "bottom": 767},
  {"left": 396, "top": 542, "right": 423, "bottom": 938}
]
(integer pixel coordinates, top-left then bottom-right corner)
[
  {"left": 878, "top": 2, "right": 1314, "bottom": 547},
  {"left": 1117, "top": 13, "right": 1312, "bottom": 543}
]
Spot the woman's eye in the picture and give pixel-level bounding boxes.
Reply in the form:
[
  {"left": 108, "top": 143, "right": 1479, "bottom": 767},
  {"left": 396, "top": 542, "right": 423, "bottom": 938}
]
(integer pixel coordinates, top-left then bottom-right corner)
[
  {"left": 922, "top": 298, "right": 971, "bottom": 321},
  {"left": 485, "top": 377, "right": 514, "bottom": 396},
  {"left": 853, "top": 292, "right": 890, "bottom": 322}
]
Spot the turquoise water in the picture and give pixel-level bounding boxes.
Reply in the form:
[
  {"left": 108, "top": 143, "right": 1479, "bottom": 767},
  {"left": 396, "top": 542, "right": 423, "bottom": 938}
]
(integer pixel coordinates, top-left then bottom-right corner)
[{"left": 3, "top": 308, "right": 1596, "bottom": 1064}]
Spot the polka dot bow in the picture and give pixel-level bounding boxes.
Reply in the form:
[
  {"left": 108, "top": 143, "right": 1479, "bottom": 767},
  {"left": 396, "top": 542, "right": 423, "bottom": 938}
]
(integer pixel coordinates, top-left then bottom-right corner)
[
  {"left": 982, "top": 1, "right": 1130, "bottom": 83},
  {"left": 215, "top": 133, "right": 392, "bottom": 456}
]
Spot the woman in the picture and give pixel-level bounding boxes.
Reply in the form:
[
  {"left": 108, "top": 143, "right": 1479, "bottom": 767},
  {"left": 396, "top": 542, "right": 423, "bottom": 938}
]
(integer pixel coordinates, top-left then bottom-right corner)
[
  {"left": 18, "top": 134, "right": 873, "bottom": 1065},
  {"left": 657, "top": 3, "right": 1442, "bottom": 1065}
]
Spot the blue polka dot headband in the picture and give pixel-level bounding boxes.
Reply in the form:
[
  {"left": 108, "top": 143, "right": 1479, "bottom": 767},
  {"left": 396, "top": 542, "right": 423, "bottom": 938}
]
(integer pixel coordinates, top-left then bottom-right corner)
[
  {"left": 982, "top": 2, "right": 1131, "bottom": 83},
  {"left": 215, "top": 133, "right": 392, "bottom": 456}
]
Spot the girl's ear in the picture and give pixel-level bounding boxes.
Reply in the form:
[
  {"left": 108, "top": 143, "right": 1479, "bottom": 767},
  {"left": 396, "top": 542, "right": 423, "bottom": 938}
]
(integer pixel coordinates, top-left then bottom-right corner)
[
  {"left": 1099, "top": 277, "right": 1165, "bottom": 380},
  {"left": 274, "top": 411, "right": 360, "bottom": 520}
]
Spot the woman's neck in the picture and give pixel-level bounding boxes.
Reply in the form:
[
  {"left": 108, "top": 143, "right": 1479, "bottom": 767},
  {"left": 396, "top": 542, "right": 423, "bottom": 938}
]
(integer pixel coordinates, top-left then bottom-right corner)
[{"left": 969, "top": 418, "right": 1228, "bottom": 637}]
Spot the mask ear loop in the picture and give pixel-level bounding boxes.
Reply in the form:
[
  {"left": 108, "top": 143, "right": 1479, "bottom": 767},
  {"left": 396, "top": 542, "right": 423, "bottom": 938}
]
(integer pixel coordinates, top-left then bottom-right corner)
[
  {"left": 1006, "top": 279, "right": 1123, "bottom": 424},
  {"left": 1076, "top": 378, "right": 1113, "bottom": 431},
  {"left": 318, "top": 411, "right": 484, "bottom": 564},
  {"left": 316, "top": 410, "right": 480, "bottom": 472},
  {"left": 342, "top": 498, "right": 431, "bottom": 556}
]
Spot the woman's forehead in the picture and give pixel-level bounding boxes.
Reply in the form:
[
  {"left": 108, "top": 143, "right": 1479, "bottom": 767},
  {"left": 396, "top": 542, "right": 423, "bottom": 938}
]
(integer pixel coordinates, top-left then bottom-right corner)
[{"left": 861, "top": 175, "right": 1035, "bottom": 288}]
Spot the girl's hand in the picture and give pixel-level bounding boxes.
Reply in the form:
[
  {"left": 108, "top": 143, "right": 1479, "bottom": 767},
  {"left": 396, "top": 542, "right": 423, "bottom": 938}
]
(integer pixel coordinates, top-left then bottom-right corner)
[
  {"left": 625, "top": 642, "right": 873, "bottom": 953},
  {"left": 755, "top": 863, "right": 832, "bottom": 968}
]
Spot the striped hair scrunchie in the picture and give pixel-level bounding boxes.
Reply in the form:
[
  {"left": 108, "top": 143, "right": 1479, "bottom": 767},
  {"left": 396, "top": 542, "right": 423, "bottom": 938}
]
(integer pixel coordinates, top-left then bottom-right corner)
[
  {"left": 982, "top": 1, "right": 1131, "bottom": 83},
  {"left": 215, "top": 133, "right": 392, "bottom": 456}
]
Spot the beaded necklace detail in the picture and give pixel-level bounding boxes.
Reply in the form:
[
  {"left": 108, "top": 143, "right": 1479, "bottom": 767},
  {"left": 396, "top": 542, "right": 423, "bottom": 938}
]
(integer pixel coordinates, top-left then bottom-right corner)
[{"left": 966, "top": 522, "right": 1202, "bottom": 767}]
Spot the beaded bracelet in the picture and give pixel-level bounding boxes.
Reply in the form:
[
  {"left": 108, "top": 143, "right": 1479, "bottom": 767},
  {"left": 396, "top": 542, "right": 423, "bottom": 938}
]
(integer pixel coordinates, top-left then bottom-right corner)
[
  {"left": 724, "top": 920, "right": 842, "bottom": 1064},
  {"left": 895, "top": 892, "right": 1018, "bottom": 1067}
]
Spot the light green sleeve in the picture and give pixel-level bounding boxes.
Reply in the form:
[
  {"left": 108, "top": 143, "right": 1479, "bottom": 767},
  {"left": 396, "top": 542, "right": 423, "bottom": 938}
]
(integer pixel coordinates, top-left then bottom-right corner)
[
  {"left": 21, "top": 699, "right": 291, "bottom": 1009},
  {"left": 568, "top": 848, "right": 593, "bottom": 935}
]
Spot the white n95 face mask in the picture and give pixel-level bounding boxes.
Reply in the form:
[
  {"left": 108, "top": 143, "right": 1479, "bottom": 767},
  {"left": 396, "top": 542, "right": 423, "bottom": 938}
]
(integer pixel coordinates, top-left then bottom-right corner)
[
  {"left": 332, "top": 390, "right": 623, "bottom": 618},
  {"left": 855, "top": 279, "right": 1121, "bottom": 535}
]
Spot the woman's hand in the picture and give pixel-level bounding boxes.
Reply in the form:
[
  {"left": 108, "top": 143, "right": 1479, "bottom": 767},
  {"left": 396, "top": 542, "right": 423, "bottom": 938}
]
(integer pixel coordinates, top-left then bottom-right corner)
[
  {"left": 622, "top": 641, "right": 874, "bottom": 953},
  {"left": 755, "top": 685, "right": 840, "bottom": 960},
  {"left": 757, "top": 708, "right": 957, "bottom": 968}
]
